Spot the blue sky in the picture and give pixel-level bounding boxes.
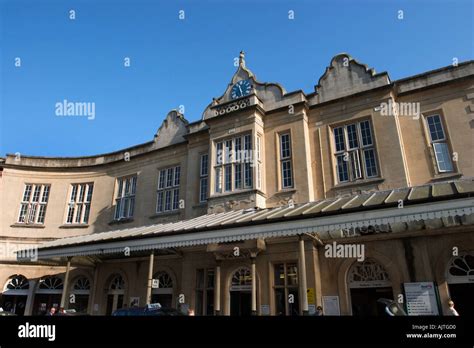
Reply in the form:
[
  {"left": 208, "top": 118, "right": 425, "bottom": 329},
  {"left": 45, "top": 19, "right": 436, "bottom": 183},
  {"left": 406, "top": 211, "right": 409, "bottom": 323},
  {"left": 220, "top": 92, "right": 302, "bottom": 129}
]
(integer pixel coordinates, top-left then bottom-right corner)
[{"left": 1, "top": 0, "right": 473, "bottom": 157}]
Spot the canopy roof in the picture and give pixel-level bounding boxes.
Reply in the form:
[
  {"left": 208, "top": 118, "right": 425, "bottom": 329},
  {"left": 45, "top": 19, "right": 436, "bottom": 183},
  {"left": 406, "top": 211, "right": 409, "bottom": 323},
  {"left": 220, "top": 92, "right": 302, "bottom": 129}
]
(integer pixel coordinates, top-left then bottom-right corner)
[{"left": 20, "top": 179, "right": 474, "bottom": 260}]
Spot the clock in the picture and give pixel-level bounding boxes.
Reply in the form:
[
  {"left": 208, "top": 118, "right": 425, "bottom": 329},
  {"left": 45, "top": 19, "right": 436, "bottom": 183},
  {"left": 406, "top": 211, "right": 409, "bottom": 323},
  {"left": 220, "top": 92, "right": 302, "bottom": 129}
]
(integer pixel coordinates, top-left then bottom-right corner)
[{"left": 231, "top": 79, "right": 252, "bottom": 99}]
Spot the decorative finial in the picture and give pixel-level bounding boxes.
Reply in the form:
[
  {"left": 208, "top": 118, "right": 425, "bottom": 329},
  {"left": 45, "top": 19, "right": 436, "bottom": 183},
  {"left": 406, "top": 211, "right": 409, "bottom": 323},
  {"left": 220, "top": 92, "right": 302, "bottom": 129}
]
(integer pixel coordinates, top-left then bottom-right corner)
[{"left": 239, "top": 50, "right": 245, "bottom": 67}]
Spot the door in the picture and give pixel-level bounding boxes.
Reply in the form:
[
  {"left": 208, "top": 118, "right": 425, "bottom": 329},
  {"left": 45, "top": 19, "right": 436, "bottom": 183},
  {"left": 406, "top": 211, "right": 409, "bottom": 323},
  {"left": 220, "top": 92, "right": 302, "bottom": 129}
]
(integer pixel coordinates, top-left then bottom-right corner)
[
  {"left": 106, "top": 294, "right": 124, "bottom": 315},
  {"left": 350, "top": 287, "right": 393, "bottom": 316},
  {"left": 230, "top": 291, "right": 251, "bottom": 316},
  {"left": 151, "top": 294, "right": 172, "bottom": 308},
  {"left": 1, "top": 295, "right": 27, "bottom": 315},
  {"left": 33, "top": 294, "right": 61, "bottom": 315}
]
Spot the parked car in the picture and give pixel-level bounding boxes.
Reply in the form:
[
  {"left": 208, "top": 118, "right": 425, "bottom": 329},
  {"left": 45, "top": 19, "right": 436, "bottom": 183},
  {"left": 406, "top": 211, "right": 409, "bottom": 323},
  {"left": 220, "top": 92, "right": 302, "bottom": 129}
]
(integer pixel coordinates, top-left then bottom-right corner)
[
  {"left": 112, "top": 303, "right": 186, "bottom": 316},
  {"left": 377, "top": 298, "right": 407, "bottom": 316}
]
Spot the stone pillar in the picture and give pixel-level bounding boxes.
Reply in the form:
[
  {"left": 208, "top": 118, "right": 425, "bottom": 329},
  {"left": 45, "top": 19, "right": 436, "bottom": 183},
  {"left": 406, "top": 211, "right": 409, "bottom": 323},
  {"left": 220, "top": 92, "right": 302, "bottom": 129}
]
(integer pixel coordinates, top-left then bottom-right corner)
[
  {"left": 60, "top": 257, "right": 72, "bottom": 308},
  {"left": 88, "top": 265, "right": 100, "bottom": 315},
  {"left": 251, "top": 257, "right": 257, "bottom": 315},
  {"left": 214, "top": 261, "right": 221, "bottom": 315},
  {"left": 145, "top": 252, "right": 155, "bottom": 304},
  {"left": 298, "top": 236, "right": 309, "bottom": 315},
  {"left": 24, "top": 279, "right": 37, "bottom": 316}
]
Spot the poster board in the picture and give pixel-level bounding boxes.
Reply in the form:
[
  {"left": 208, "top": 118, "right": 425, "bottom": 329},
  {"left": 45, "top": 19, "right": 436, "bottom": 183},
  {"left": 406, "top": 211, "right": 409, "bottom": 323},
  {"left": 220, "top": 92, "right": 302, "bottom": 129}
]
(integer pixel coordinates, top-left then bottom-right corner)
[
  {"left": 322, "top": 296, "right": 340, "bottom": 315},
  {"left": 404, "top": 282, "right": 440, "bottom": 316}
]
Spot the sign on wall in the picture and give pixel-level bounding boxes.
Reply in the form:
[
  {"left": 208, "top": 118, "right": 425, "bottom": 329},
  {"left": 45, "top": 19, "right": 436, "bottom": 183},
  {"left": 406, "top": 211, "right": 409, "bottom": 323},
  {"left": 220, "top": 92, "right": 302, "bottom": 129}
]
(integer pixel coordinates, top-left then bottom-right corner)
[
  {"left": 322, "top": 296, "right": 340, "bottom": 315},
  {"left": 129, "top": 297, "right": 140, "bottom": 307},
  {"left": 404, "top": 282, "right": 440, "bottom": 316},
  {"left": 260, "top": 304, "right": 270, "bottom": 316},
  {"left": 307, "top": 288, "right": 315, "bottom": 305}
]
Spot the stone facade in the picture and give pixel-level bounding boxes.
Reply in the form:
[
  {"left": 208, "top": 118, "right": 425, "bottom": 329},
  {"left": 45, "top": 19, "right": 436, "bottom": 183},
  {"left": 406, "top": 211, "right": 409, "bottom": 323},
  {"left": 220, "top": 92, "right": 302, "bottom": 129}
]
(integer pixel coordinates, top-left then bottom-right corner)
[{"left": 1, "top": 53, "right": 473, "bottom": 316}]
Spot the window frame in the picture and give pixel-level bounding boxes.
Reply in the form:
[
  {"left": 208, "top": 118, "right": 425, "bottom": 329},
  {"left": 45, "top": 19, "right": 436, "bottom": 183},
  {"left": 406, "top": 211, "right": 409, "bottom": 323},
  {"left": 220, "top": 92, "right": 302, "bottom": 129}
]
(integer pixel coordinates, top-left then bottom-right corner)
[
  {"left": 66, "top": 183, "right": 94, "bottom": 224},
  {"left": 195, "top": 268, "right": 215, "bottom": 316},
  {"left": 332, "top": 119, "right": 379, "bottom": 184},
  {"left": 199, "top": 154, "right": 209, "bottom": 203},
  {"left": 279, "top": 132, "right": 293, "bottom": 189},
  {"left": 18, "top": 184, "right": 51, "bottom": 225},
  {"left": 213, "top": 133, "right": 254, "bottom": 195},
  {"left": 273, "top": 262, "right": 299, "bottom": 316},
  {"left": 425, "top": 114, "right": 454, "bottom": 173},
  {"left": 114, "top": 175, "right": 137, "bottom": 220},
  {"left": 156, "top": 166, "right": 181, "bottom": 213}
]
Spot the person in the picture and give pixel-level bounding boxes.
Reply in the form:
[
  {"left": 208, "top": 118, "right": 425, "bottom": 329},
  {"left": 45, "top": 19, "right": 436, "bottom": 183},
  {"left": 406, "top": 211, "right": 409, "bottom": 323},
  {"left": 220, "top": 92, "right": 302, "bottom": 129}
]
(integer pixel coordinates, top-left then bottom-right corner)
[
  {"left": 46, "top": 307, "right": 56, "bottom": 316},
  {"left": 448, "top": 300, "right": 459, "bottom": 316},
  {"left": 315, "top": 306, "right": 324, "bottom": 316}
]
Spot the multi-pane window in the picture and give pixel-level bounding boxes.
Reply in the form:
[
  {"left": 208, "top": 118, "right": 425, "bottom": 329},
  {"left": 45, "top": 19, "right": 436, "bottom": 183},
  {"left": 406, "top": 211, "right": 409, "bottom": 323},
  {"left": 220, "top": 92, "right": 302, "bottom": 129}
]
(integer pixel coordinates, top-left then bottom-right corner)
[
  {"left": 333, "top": 120, "right": 378, "bottom": 183},
  {"left": 156, "top": 166, "right": 180, "bottom": 213},
  {"left": 426, "top": 115, "right": 453, "bottom": 173},
  {"left": 256, "top": 135, "right": 262, "bottom": 189},
  {"left": 279, "top": 133, "right": 293, "bottom": 188},
  {"left": 114, "top": 175, "right": 137, "bottom": 220},
  {"left": 18, "top": 184, "right": 50, "bottom": 224},
  {"left": 214, "top": 134, "right": 253, "bottom": 193},
  {"left": 274, "top": 262, "right": 299, "bottom": 316},
  {"left": 66, "top": 183, "right": 94, "bottom": 224},
  {"left": 199, "top": 154, "right": 209, "bottom": 202},
  {"left": 195, "top": 268, "right": 215, "bottom": 316}
]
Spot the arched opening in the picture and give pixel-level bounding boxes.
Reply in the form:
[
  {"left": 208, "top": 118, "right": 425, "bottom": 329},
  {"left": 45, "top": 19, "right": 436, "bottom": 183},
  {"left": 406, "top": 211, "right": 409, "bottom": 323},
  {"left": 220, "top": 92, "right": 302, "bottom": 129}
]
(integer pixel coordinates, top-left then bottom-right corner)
[
  {"left": 33, "top": 275, "right": 63, "bottom": 315},
  {"left": 229, "top": 267, "right": 253, "bottom": 316},
  {"left": 348, "top": 259, "right": 393, "bottom": 316},
  {"left": 446, "top": 252, "right": 474, "bottom": 315},
  {"left": 105, "top": 274, "right": 125, "bottom": 315},
  {"left": 69, "top": 276, "right": 91, "bottom": 313},
  {"left": 1, "top": 274, "right": 29, "bottom": 315},
  {"left": 151, "top": 271, "right": 174, "bottom": 308}
]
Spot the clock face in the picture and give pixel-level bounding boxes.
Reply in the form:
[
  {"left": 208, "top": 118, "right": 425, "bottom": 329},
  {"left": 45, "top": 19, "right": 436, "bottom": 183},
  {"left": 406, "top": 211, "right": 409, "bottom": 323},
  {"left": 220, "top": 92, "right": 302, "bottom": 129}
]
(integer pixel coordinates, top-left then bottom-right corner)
[{"left": 231, "top": 79, "right": 252, "bottom": 99}]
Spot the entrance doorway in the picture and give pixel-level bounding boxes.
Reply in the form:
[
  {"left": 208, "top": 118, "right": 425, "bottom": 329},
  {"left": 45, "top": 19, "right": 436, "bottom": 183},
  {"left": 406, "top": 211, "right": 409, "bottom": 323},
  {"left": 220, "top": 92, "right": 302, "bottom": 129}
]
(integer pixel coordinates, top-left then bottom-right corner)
[
  {"left": 229, "top": 267, "right": 253, "bottom": 316},
  {"left": 33, "top": 276, "right": 63, "bottom": 315},
  {"left": 447, "top": 253, "right": 474, "bottom": 316},
  {"left": 350, "top": 287, "right": 393, "bottom": 316},
  {"left": 1, "top": 275, "right": 29, "bottom": 316},
  {"left": 348, "top": 259, "right": 393, "bottom": 316},
  {"left": 230, "top": 291, "right": 251, "bottom": 316},
  {"left": 151, "top": 271, "right": 174, "bottom": 308},
  {"left": 105, "top": 275, "right": 125, "bottom": 315},
  {"left": 69, "top": 277, "right": 91, "bottom": 313}
]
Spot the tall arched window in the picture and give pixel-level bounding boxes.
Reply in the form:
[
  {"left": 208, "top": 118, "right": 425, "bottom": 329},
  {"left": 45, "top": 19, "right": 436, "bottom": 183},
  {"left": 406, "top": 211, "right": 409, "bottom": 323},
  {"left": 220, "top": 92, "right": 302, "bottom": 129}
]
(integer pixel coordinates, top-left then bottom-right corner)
[
  {"left": 230, "top": 267, "right": 252, "bottom": 291},
  {"left": 153, "top": 271, "right": 173, "bottom": 288},
  {"left": 446, "top": 252, "right": 474, "bottom": 316},
  {"left": 348, "top": 259, "right": 391, "bottom": 288},
  {"left": 4, "top": 275, "right": 29, "bottom": 292},
  {"left": 106, "top": 274, "right": 126, "bottom": 315},
  {"left": 347, "top": 259, "right": 393, "bottom": 316},
  {"left": 447, "top": 253, "right": 474, "bottom": 284},
  {"left": 69, "top": 276, "right": 91, "bottom": 313},
  {"left": 108, "top": 275, "right": 125, "bottom": 291},
  {"left": 38, "top": 276, "right": 63, "bottom": 291},
  {"left": 1, "top": 275, "right": 29, "bottom": 315},
  {"left": 151, "top": 271, "right": 174, "bottom": 308},
  {"left": 34, "top": 276, "right": 63, "bottom": 315}
]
